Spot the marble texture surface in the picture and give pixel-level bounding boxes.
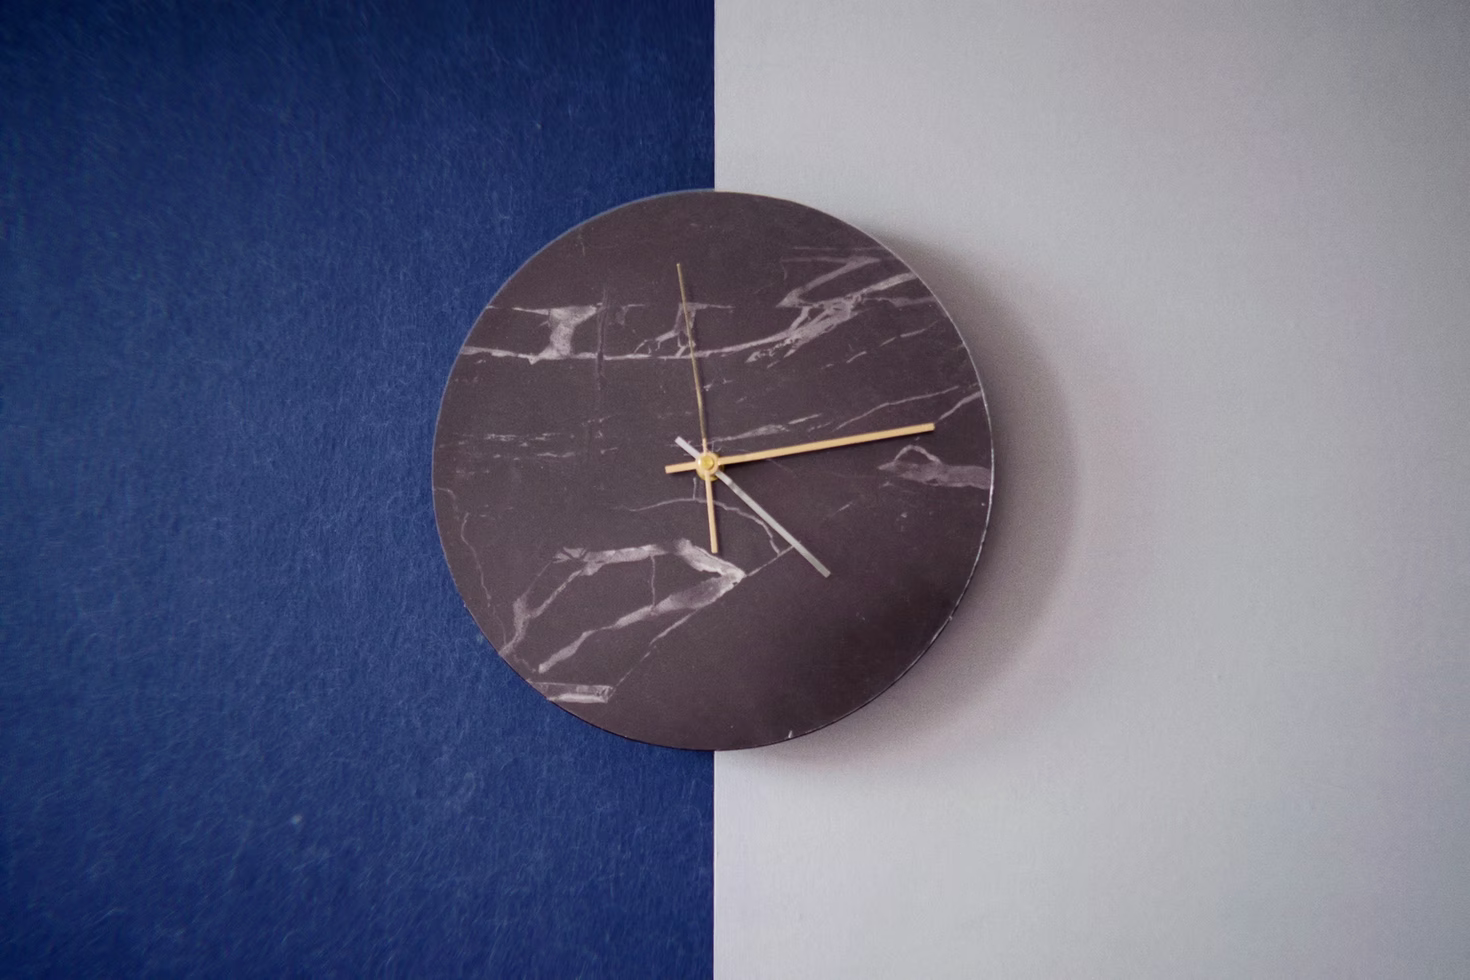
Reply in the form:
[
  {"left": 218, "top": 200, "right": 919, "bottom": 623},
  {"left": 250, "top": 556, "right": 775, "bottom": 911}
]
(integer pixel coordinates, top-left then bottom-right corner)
[{"left": 433, "top": 191, "right": 992, "bottom": 749}]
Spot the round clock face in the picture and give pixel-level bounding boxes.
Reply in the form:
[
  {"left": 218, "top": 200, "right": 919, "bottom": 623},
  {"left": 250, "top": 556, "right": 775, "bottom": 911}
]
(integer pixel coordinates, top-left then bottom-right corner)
[{"left": 433, "top": 191, "right": 992, "bottom": 750}]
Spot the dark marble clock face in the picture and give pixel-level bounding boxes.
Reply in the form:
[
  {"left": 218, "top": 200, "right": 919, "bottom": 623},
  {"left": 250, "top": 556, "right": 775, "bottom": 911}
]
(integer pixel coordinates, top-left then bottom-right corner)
[{"left": 433, "top": 191, "right": 992, "bottom": 750}]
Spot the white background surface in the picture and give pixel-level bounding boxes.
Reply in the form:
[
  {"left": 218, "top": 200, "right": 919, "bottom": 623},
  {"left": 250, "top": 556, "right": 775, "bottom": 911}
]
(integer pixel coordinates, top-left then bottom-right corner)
[{"left": 714, "top": 2, "right": 1470, "bottom": 977}]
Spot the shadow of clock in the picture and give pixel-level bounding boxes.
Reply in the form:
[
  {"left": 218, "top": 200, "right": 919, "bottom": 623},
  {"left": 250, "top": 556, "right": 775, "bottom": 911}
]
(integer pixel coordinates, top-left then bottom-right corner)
[{"left": 737, "top": 237, "right": 1112, "bottom": 767}]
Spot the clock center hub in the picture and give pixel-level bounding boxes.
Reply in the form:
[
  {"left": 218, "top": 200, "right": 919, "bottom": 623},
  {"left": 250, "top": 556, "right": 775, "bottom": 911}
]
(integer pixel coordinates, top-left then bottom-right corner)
[{"left": 695, "top": 451, "right": 721, "bottom": 482}]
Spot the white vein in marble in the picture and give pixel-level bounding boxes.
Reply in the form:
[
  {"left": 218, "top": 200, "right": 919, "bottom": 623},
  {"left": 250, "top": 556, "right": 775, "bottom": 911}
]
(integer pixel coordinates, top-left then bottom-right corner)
[
  {"left": 458, "top": 254, "right": 936, "bottom": 367},
  {"left": 530, "top": 682, "right": 616, "bottom": 704},
  {"left": 499, "top": 540, "right": 746, "bottom": 678},
  {"left": 879, "top": 445, "right": 991, "bottom": 489},
  {"left": 834, "top": 385, "right": 964, "bottom": 431}
]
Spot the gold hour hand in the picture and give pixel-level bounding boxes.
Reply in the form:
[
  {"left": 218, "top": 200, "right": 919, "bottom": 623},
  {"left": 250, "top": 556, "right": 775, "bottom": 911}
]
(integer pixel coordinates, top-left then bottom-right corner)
[{"left": 664, "top": 422, "right": 935, "bottom": 475}]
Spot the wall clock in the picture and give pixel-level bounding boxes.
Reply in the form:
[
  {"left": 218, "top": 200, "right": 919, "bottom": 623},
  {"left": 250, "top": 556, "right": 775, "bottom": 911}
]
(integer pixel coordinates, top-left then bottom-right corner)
[{"left": 433, "top": 191, "right": 992, "bottom": 750}]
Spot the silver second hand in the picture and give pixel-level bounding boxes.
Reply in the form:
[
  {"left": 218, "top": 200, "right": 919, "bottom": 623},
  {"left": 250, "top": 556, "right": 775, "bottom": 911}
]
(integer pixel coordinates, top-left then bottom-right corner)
[
  {"left": 674, "top": 437, "right": 831, "bottom": 578},
  {"left": 677, "top": 263, "right": 719, "bottom": 554}
]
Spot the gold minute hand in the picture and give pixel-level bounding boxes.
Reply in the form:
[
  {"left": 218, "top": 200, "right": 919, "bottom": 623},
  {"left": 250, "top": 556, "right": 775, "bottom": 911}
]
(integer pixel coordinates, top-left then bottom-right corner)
[{"left": 663, "top": 422, "right": 936, "bottom": 475}]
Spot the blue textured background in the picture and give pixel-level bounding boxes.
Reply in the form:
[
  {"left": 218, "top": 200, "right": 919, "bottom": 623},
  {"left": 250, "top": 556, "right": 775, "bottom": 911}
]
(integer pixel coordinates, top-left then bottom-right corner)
[{"left": 0, "top": 1, "right": 713, "bottom": 974}]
